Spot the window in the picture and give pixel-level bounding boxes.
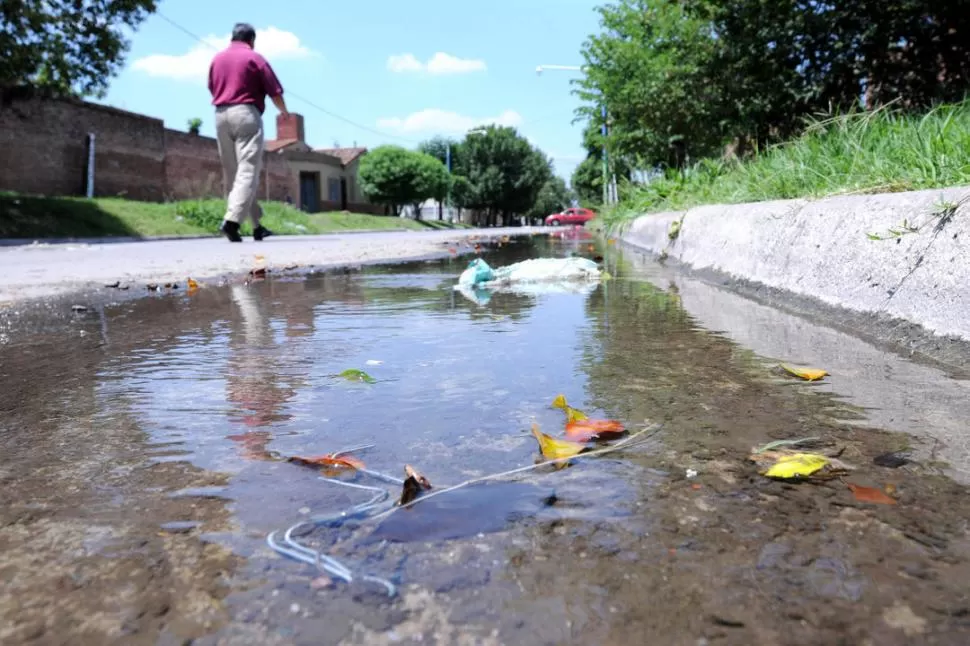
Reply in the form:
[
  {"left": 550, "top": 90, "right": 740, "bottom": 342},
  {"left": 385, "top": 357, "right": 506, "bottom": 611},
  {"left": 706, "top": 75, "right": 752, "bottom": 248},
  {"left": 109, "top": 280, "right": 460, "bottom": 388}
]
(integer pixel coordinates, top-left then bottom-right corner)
[{"left": 327, "top": 177, "right": 341, "bottom": 203}]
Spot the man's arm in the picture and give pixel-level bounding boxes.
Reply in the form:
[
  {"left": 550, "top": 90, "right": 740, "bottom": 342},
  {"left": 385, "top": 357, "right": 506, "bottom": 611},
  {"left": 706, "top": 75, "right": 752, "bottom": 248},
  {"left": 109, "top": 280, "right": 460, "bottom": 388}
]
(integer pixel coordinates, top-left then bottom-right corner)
[
  {"left": 259, "top": 58, "right": 288, "bottom": 116},
  {"left": 271, "top": 93, "right": 288, "bottom": 116}
]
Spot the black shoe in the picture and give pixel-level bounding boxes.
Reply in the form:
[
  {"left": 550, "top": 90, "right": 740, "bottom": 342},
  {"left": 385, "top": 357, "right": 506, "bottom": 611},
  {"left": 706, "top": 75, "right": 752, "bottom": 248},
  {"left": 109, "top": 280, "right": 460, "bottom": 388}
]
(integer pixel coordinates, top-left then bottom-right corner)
[
  {"left": 253, "top": 225, "right": 274, "bottom": 241},
  {"left": 220, "top": 220, "right": 242, "bottom": 242}
]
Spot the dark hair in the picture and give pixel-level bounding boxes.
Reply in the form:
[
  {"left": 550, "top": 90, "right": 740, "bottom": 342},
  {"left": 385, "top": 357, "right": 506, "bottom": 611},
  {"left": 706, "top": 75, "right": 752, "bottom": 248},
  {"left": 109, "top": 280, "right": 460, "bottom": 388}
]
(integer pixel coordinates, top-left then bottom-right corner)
[{"left": 231, "top": 23, "right": 256, "bottom": 44}]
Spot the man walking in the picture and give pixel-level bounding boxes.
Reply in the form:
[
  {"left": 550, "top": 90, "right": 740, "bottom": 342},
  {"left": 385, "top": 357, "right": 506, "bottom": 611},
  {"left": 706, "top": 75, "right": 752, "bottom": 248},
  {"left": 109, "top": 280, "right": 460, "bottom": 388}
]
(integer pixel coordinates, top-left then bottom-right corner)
[{"left": 208, "top": 23, "right": 289, "bottom": 242}]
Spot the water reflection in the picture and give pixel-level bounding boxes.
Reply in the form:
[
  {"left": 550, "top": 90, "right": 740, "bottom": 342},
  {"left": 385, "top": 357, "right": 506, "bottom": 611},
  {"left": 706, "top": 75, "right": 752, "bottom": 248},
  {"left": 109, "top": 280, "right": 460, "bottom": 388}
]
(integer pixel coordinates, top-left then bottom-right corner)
[{"left": 225, "top": 284, "right": 296, "bottom": 458}]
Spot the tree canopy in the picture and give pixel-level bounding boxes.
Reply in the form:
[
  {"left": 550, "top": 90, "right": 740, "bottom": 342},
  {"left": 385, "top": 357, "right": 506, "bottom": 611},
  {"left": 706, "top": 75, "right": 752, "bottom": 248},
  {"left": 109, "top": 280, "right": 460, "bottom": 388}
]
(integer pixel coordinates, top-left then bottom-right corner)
[
  {"left": 577, "top": 0, "right": 970, "bottom": 171},
  {"left": 358, "top": 146, "right": 450, "bottom": 217},
  {"left": 1, "top": 0, "right": 158, "bottom": 101},
  {"left": 446, "top": 126, "right": 553, "bottom": 226}
]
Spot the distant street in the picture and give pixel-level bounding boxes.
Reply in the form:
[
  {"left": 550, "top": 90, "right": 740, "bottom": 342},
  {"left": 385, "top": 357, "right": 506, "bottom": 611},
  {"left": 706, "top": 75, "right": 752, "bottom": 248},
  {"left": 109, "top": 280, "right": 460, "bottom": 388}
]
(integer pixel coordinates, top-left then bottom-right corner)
[{"left": 0, "top": 227, "right": 547, "bottom": 302}]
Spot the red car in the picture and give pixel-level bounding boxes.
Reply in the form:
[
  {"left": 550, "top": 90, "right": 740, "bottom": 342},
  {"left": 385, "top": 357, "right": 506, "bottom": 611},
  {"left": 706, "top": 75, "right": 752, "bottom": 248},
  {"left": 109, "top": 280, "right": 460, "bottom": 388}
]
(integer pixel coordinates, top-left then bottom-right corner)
[{"left": 545, "top": 207, "right": 597, "bottom": 227}]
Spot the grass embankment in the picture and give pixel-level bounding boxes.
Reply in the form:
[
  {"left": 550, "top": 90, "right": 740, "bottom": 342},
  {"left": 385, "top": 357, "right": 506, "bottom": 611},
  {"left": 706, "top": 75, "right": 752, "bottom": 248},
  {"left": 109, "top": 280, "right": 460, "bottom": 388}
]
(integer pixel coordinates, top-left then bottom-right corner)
[
  {"left": 0, "top": 194, "right": 468, "bottom": 239},
  {"left": 606, "top": 101, "right": 970, "bottom": 227}
]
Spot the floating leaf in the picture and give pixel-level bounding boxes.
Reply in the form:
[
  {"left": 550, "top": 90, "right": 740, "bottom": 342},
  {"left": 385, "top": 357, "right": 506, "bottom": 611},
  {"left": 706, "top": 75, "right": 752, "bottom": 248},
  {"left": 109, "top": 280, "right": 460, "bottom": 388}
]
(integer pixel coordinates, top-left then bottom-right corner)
[
  {"left": 337, "top": 369, "right": 377, "bottom": 384},
  {"left": 531, "top": 423, "right": 585, "bottom": 465},
  {"left": 780, "top": 364, "right": 828, "bottom": 381},
  {"left": 847, "top": 482, "right": 897, "bottom": 505},
  {"left": 565, "top": 419, "right": 626, "bottom": 441},
  {"left": 288, "top": 453, "right": 365, "bottom": 470},
  {"left": 551, "top": 394, "right": 589, "bottom": 422},
  {"left": 873, "top": 452, "right": 911, "bottom": 468},
  {"left": 400, "top": 464, "right": 432, "bottom": 505},
  {"left": 187, "top": 277, "right": 200, "bottom": 291},
  {"left": 763, "top": 453, "right": 829, "bottom": 479}
]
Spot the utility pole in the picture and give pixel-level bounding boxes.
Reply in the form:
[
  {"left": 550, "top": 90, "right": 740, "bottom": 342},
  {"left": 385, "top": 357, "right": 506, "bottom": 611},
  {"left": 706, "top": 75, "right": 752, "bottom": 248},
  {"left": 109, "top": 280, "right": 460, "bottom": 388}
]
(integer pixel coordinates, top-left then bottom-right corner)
[
  {"left": 445, "top": 142, "right": 451, "bottom": 222},
  {"left": 601, "top": 105, "right": 609, "bottom": 206}
]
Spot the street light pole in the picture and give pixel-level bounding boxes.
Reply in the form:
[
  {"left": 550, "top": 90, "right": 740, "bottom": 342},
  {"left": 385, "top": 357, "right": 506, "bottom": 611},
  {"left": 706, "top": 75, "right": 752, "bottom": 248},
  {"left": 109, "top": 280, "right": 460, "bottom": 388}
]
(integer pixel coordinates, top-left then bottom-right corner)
[{"left": 535, "top": 64, "right": 613, "bottom": 206}]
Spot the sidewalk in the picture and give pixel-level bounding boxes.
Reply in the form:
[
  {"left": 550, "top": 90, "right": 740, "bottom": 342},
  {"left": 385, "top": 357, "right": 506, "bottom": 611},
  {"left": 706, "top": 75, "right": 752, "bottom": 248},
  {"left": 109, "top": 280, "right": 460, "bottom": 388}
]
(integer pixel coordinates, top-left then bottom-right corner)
[{"left": 0, "top": 227, "right": 538, "bottom": 302}]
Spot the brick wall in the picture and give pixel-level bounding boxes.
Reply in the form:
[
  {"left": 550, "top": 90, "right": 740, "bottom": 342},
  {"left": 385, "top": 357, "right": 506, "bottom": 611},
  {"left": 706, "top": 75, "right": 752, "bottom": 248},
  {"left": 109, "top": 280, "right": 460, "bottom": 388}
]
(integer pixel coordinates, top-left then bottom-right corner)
[
  {"left": 163, "top": 129, "right": 224, "bottom": 199},
  {"left": 0, "top": 98, "right": 166, "bottom": 200}
]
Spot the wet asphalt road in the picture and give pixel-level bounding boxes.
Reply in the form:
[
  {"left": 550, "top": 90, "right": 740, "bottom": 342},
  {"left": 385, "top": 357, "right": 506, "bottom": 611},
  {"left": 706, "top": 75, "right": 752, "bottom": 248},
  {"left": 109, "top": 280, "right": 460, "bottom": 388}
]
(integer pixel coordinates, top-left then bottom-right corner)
[{"left": 0, "top": 227, "right": 547, "bottom": 302}]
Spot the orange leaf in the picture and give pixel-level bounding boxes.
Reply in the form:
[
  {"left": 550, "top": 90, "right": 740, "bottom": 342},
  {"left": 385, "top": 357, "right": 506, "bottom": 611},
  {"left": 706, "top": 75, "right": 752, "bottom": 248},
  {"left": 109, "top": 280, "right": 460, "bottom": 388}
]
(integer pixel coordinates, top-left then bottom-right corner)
[
  {"left": 565, "top": 419, "right": 626, "bottom": 440},
  {"left": 847, "top": 482, "right": 897, "bottom": 505},
  {"left": 288, "top": 454, "right": 365, "bottom": 470}
]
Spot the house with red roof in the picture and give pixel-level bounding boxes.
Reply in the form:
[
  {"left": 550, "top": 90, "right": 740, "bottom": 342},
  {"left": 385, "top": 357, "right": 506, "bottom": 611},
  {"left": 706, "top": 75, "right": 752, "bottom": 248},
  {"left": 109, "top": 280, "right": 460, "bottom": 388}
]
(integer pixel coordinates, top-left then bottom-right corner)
[{"left": 266, "top": 114, "right": 381, "bottom": 214}]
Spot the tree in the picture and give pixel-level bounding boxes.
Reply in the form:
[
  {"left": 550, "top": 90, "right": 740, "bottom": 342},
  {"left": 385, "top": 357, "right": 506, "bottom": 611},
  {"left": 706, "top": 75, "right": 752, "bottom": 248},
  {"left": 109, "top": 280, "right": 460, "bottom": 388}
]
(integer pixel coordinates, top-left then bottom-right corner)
[
  {"left": 527, "top": 176, "right": 574, "bottom": 224},
  {"left": 1, "top": 0, "right": 158, "bottom": 102},
  {"left": 572, "top": 122, "right": 634, "bottom": 205},
  {"left": 187, "top": 118, "right": 202, "bottom": 135},
  {"left": 453, "top": 126, "right": 552, "bottom": 227},
  {"left": 418, "top": 136, "right": 461, "bottom": 219},
  {"left": 449, "top": 175, "right": 473, "bottom": 221},
  {"left": 577, "top": 0, "right": 724, "bottom": 170},
  {"left": 577, "top": 0, "right": 970, "bottom": 172},
  {"left": 358, "top": 146, "right": 449, "bottom": 218},
  {"left": 418, "top": 136, "right": 460, "bottom": 171}
]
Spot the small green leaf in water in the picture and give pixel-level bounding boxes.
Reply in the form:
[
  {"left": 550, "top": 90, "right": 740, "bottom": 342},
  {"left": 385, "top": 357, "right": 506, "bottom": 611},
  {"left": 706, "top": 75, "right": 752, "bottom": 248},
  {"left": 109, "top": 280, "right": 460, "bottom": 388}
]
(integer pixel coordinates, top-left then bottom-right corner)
[{"left": 338, "top": 369, "right": 377, "bottom": 384}]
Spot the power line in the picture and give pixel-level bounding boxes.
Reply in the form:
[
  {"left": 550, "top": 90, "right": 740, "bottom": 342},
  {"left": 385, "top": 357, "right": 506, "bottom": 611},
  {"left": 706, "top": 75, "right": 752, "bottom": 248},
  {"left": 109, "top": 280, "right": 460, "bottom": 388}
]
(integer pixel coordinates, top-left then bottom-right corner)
[{"left": 153, "top": 12, "right": 420, "bottom": 144}]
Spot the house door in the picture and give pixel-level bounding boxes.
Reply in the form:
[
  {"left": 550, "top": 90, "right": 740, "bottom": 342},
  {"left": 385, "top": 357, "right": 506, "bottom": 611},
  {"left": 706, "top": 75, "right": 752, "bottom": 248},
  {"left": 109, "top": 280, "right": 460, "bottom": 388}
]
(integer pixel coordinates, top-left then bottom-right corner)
[
  {"left": 340, "top": 177, "right": 348, "bottom": 211},
  {"left": 299, "top": 172, "right": 319, "bottom": 212}
]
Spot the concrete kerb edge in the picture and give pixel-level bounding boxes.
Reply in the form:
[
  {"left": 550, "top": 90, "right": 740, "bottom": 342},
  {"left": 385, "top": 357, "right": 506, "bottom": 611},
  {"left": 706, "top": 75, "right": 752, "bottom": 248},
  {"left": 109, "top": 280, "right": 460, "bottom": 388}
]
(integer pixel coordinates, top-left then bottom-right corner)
[{"left": 618, "top": 187, "right": 970, "bottom": 374}]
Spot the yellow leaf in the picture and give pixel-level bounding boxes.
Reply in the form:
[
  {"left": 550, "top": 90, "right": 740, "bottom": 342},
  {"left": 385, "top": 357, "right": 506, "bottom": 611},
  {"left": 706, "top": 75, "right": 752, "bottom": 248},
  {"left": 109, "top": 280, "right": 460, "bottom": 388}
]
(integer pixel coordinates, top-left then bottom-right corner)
[
  {"left": 780, "top": 364, "right": 828, "bottom": 381},
  {"left": 187, "top": 277, "right": 199, "bottom": 290},
  {"left": 565, "top": 407, "right": 588, "bottom": 423},
  {"left": 764, "top": 453, "right": 829, "bottom": 479},
  {"left": 551, "top": 394, "right": 589, "bottom": 422},
  {"left": 531, "top": 423, "right": 585, "bottom": 462}
]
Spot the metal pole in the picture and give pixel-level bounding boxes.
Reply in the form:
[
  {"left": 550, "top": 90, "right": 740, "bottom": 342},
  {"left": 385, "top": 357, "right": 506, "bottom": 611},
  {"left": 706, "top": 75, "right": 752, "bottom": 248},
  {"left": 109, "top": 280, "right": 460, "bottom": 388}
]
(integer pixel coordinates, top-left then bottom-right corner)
[
  {"left": 445, "top": 142, "right": 451, "bottom": 221},
  {"left": 86, "top": 133, "right": 96, "bottom": 198},
  {"left": 601, "top": 106, "right": 609, "bottom": 205}
]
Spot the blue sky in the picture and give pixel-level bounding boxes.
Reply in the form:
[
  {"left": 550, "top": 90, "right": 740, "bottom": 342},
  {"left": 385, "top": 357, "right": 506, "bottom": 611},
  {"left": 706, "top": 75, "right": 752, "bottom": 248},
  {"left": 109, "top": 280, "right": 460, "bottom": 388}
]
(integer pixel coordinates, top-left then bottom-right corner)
[{"left": 102, "top": 0, "right": 601, "bottom": 181}]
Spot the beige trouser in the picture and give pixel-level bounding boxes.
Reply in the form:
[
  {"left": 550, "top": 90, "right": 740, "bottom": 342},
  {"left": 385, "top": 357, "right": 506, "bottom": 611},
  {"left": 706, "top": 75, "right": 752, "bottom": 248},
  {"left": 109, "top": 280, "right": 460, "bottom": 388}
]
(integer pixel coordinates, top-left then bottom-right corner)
[{"left": 215, "top": 104, "right": 264, "bottom": 225}]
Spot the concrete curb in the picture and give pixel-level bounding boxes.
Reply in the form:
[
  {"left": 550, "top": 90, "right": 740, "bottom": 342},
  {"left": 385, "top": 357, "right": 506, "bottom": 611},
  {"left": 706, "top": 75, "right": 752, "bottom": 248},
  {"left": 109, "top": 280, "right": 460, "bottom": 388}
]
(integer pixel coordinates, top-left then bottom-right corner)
[{"left": 620, "top": 185, "right": 970, "bottom": 343}]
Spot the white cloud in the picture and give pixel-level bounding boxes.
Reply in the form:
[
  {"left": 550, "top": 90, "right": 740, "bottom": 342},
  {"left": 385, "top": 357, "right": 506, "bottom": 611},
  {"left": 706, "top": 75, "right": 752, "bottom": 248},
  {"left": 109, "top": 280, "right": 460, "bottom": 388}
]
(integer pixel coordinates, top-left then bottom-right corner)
[
  {"left": 132, "top": 26, "right": 314, "bottom": 82},
  {"left": 426, "top": 52, "right": 486, "bottom": 75},
  {"left": 387, "top": 53, "right": 423, "bottom": 73},
  {"left": 386, "top": 52, "right": 486, "bottom": 75},
  {"left": 377, "top": 108, "right": 522, "bottom": 134}
]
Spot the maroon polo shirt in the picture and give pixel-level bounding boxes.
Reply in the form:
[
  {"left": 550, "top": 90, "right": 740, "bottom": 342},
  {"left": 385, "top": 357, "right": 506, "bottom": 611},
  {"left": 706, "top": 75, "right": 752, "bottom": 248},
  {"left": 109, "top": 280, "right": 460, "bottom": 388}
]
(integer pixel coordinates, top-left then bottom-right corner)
[{"left": 208, "top": 41, "right": 284, "bottom": 114}]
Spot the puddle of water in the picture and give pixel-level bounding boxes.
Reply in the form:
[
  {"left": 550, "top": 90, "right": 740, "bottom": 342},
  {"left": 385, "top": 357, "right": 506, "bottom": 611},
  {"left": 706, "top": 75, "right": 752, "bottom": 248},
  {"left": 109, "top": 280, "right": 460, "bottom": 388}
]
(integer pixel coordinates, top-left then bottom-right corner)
[{"left": 2, "top": 235, "right": 970, "bottom": 645}]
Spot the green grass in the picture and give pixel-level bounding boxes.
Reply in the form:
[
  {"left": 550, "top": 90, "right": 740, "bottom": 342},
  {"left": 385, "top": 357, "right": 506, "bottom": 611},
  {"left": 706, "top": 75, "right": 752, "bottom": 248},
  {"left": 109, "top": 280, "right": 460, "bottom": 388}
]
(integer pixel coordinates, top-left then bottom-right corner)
[
  {"left": 0, "top": 194, "right": 468, "bottom": 239},
  {"left": 606, "top": 100, "right": 970, "bottom": 228}
]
